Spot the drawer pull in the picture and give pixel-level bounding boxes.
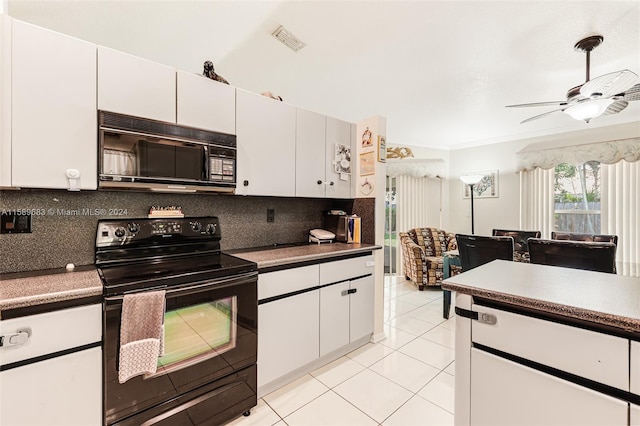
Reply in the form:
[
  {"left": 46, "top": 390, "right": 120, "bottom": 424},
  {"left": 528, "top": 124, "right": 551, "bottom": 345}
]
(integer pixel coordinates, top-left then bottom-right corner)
[
  {"left": 0, "top": 327, "right": 32, "bottom": 348},
  {"left": 478, "top": 312, "right": 497, "bottom": 325},
  {"left": 341, "top": 289, "right": 358, "bottom": 296},
  {"left": 455, "top": 308, "right": 497, "bottom": 325}
]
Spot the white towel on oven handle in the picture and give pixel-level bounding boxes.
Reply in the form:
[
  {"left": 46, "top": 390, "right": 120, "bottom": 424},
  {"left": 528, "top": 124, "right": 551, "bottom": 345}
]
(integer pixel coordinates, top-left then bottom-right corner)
[
  {"left": 118, "top": 290, "right": 166, "bottom": 383},
  {"left": 118, "top": 338, "right": 161, "bottom": 384}
]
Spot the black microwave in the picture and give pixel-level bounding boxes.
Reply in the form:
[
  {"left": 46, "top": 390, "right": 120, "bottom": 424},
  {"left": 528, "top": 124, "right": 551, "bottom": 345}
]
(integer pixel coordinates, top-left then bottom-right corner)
[{"left": 98, "top": 111, "right": 236, "bottom": 193}]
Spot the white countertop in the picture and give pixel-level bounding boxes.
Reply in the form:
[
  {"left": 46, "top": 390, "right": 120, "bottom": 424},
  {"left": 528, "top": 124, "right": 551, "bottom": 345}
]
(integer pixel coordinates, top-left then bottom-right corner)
[{"left": 442, "top": 260, "right": 640, "bottom": 332}]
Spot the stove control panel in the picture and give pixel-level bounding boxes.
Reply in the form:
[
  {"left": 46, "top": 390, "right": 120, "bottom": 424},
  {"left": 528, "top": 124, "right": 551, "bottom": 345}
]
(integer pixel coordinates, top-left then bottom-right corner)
[{"left": 96, "top": 217, "right": 221, "bottom": 247}]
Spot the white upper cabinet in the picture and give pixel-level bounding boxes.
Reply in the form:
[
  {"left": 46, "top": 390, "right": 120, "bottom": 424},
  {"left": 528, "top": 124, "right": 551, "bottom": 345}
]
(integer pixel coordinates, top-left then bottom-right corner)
[
  {"left": 296, "top": 110, "right": 355, "bottom": 199},
  {"left": 10, "top": 19, "right": 97, "bottom": 189},
  {"left": 0, "top": 15, "right": 11, "bottom": 187},
  {"left": 235, "top": 88, "right": 296, "bottom": 196},
  {"left": 295, "top": 108, "right": 326, "bottom": 198},
  {"left": 324, "top": 116, "right": 354, "bottom": 198},
  {"left": 176, "top": 70, "right": 235, "bottom": 134},
  {"left": 98, "top": 46, "right": 176, "bottom": 123}
]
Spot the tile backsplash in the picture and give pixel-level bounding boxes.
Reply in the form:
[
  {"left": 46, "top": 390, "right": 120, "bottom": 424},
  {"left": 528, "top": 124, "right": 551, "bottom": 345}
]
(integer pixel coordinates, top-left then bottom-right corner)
[{"left": 1, "top": 189, "right": 365, "bottom": 274}]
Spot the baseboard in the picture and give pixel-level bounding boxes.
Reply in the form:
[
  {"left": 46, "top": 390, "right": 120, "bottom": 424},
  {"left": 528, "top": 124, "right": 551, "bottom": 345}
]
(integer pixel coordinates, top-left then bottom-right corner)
[{"left": 370, "top": 331, "right": 386, "bottom": 343}]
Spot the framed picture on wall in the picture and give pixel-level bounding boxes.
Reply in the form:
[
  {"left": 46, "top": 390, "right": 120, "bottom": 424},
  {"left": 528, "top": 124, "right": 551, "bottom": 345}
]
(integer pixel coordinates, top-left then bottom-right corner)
[
  {"left": 377, "top": 136, "right": 386, "bottom": 163},
  {"left": 462, "top": 170, "right": 499, "bottom": 198},
  {"left": 360, "top": 152, "right": 375, "bottom": 176}
]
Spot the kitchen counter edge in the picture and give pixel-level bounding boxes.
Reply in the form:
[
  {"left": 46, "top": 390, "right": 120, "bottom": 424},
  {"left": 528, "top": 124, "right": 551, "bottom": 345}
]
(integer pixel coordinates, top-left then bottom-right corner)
[
  {"left": 228, "top": 243, "right": 382, "bottom": 271},
  {"left": 0, "top": 265, "right": 103, "bottom": 319}
]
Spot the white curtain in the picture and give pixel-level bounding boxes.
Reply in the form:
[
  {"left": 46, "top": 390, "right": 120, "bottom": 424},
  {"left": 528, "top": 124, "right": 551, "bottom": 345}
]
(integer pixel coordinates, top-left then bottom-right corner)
[
  {"left": 519, "top": 167, "right": 554, "bottom": 238},
  {"left": 601, "top": 160, "right": 640, "bottom": 277},
  {"left": 393, "top": 175, "right": 441, "bottom": 274}
]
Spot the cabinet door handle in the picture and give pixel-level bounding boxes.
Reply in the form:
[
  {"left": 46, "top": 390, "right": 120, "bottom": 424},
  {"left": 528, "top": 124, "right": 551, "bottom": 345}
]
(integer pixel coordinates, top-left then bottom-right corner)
[
  {"left": 0, "top": 327, "right": 32, "bottom": 347},
  {"left": 341, "top": 288, "right": 357, "bottom": 296}
]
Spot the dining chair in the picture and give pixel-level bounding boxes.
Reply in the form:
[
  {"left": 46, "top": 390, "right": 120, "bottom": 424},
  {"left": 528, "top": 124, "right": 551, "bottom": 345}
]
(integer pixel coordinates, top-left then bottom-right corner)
[
  {"left": 492, "top": 229, "right": 541, "bottom": 253},
  {"left": 550, "top": 231, "right": 618, "bottom": 246},
  {"left": 456, "top": 234, "right": 515, "bottom": 272},
  {"left": 528, "top": 238, "right": 617, "bottom": 274}
]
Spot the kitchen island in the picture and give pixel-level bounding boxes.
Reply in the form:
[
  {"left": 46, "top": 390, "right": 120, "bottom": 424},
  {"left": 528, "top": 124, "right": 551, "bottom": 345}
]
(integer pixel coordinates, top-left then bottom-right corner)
[{"left": 442, "top": 260, "right": 640, "bottom": 426}]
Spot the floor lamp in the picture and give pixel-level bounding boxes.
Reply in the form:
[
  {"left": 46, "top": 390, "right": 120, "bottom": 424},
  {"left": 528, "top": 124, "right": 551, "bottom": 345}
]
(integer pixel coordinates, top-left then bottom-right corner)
[{"left": 460, "top": 174, "right": 485, "bottom": 234}]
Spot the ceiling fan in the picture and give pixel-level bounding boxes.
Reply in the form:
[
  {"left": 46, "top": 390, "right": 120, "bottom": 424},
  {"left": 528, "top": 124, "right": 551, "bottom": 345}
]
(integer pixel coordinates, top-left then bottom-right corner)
[{"left": 507, "top": 35, "right": 640, "bottom": 124}]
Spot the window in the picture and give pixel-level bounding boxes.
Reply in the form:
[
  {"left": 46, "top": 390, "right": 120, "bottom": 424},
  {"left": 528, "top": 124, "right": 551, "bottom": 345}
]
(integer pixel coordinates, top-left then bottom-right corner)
[{"left": 554, "top": 161, "right": 601, "bottom": 234}]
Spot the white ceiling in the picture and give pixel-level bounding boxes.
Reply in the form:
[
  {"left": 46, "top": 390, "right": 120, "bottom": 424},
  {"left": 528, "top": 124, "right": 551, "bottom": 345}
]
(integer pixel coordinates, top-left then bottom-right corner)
[{"left": 7, "top": 0, "right": 640, "bottom": 150}]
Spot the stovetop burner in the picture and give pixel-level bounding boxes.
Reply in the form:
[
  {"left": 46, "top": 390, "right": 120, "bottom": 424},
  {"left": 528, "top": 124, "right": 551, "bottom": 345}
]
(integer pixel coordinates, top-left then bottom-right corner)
[{"left": 95, "top": 216, "right": 257, "bottom": 296}]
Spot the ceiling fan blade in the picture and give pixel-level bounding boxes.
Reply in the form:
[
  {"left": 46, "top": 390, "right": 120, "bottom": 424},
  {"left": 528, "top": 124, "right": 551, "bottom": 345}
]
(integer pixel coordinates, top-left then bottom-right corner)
[
  {"left": 603, "top": 100, "right": 629, "bottom": 115},
  {"left": 623, "top": 83, "right": 640, "bottom": 102},
  {"left": 580, "top": 69, "right": 639, "bottom": 98},
  {"left": 520, "top": 107, "right": 566, "bottom": 124},
  {"left": 506, "top": 101, "right": 567, "bottom": 108}
]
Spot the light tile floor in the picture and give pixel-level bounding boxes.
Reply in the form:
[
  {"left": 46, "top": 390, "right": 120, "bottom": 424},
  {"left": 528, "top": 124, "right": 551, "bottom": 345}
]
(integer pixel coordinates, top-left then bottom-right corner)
[{"left": 227, "top": 275, "right": 456, "bottom": 426}]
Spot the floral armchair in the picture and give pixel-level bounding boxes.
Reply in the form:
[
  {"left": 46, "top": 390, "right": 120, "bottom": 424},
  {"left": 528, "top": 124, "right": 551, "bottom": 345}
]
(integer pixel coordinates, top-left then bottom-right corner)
[{"left": 399, "top": 227, "right": 458, "bottom": 290}]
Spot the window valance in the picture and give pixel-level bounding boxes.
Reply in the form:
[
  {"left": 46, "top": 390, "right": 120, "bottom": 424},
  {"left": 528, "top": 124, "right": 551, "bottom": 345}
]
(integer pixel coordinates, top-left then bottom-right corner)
[
  {"left": 516, "top": 137, "right": 640, "bottom": 171},
  {"left": 386, "top": 159, "right": 445, "bottom": 178}
]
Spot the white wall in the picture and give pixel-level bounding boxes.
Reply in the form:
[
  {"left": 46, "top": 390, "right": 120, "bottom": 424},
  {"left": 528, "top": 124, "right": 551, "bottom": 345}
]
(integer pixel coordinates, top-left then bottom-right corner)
[
  {"left": 447, "top": 122, "right": 639, "bottom": 236},
  {"left": 357, "top": 116, "right": 387, "bottom": 342}
]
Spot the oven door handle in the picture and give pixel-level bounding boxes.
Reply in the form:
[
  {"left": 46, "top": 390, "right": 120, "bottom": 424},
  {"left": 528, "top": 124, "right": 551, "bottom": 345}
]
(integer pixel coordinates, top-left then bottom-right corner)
[{"left": 104, "top": 271, "right": 257, "bottom": 304}]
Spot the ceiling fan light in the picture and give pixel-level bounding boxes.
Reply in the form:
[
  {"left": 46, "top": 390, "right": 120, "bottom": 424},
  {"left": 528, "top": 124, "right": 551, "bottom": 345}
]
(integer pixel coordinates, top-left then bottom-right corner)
[{"left": 563, "top": 99, "right": 614, "bottom": 123}]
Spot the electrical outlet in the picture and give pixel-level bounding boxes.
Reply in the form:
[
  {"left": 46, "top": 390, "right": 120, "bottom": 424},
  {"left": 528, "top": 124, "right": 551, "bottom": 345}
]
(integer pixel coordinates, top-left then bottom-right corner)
[
  {"left": 1, "top": 213, "right": 33, "bottom": 233},
  {"left": 267, "top": 209, "right": 275, "bottom": 223}
]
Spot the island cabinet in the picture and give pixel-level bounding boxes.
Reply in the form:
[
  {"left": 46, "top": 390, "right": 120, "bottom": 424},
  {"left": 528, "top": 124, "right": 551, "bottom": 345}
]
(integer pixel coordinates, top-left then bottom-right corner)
[
  {"left": 468, "top": 305, "right": 628, "bottom": 425},
  {"left": 176, "top": 70, "right": 235, "bottom": 134},
  {"left": 295, "top": 109, "right": 354, "bottom": 198},
  {"left": 98, "top": 46, "right": 176, "bottom": 123},
  {"left": 257, "top": 253, "right": 375, "bottom": 395},
  {"left": 444, "top": 260, "right": 640, "bottom": 426},
  {"left": 235, "top": 88, "right": 296, "bottom": 197},
  {"left": 8, "top": 18, "right": 97, "bottom": 190},
  {"left": 0, "top": 304, "right": 102, "bottom": 425}
]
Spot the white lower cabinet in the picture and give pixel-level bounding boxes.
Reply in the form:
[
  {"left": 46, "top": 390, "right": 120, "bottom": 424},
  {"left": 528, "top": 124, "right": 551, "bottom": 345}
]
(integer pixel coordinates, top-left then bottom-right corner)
[
  {"left": 0, "top": 347, "right": 102, "bottom": 425},
  {"left": 320, "top": 281, "right": 350, "bottom": 356},
  {"left": 631, "top": 404, "right": 640, "bottom": 426},
  {"left": 0, "top": 304, "right": 102, "bottom": 426},
  {"left": 470, "top": 348, "right": 628, "bottom": 426},
  {"left": 258, "top": 254, "right": 375, "bottom": 392},
  {"left": 319, "top": 275, "right": 374, "bottom": 357},
  {"left": 258, "top": 290, "right": 320, "bottom": 387},
  {"left": 349, "top": 275, "right": 375, "bottom": 342}
]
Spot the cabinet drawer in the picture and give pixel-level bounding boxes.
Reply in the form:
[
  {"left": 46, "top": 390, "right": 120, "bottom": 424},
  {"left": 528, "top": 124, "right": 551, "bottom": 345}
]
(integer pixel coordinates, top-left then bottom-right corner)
[
  {"left": 319, "top": 254, "right": 374, "bottom": 285},
  {"left": 258, "top": 265, "right": 319, "bottom": 301},
  {"left": 0, "top": 304, "right": 101, "bottom": 366},
  {"left": 471, "top": 304, "right": 629, "bottom": 391},
  {"left": 471, "top": 348, "right": 628, "bottom": 426}
]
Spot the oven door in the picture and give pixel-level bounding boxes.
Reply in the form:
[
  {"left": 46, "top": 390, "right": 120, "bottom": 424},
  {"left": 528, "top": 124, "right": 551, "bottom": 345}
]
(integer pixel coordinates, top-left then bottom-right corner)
[{"left": 103, "top": 272, "right": 257, "bottom": 425}]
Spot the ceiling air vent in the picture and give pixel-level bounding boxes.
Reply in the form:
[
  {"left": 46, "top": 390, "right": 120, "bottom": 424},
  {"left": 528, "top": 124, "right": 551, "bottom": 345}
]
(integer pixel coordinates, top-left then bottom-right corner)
[{"left": 272, "top": 25, "right": 306, "bottom": 52}]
